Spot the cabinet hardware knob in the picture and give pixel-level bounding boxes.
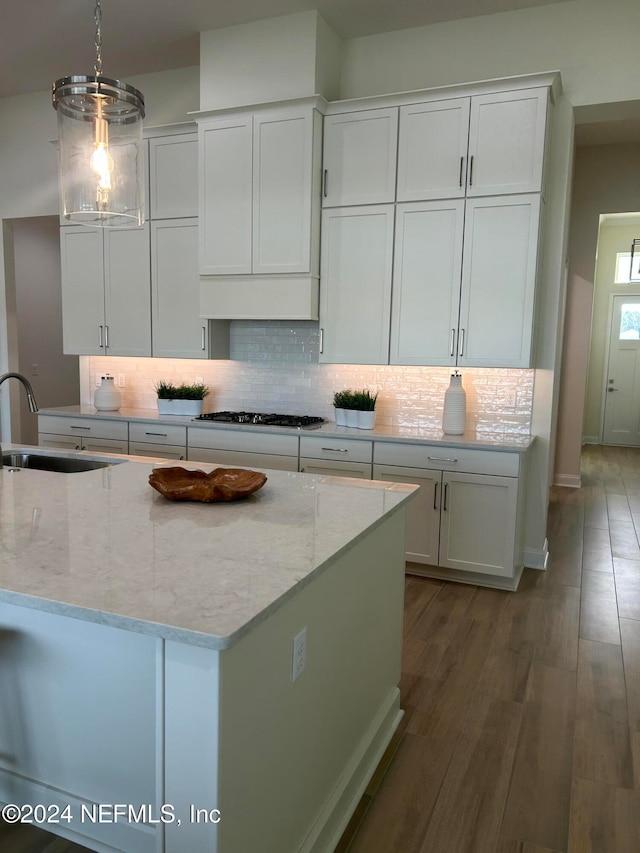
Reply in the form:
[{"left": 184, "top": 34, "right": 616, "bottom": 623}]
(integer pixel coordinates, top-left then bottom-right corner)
[
  {"left": 322, "top": 447, "right": 348, "bottom": 453},
  {"left": 145, "top": 432, "right": 168, "bottom": 437},
  {"left": 450, "top": 329, "right": 456, "bottom": 357},
  {"left": 608, "top": 387, "right": 619, "bottom": 392},
  {"left": 433, "top": 481, "right": 438, "bottom": 510},
  {"left": 459, "top": 157, "right": 464, "bottom": 188},
  {"left": 70, "top": 425, "right": 91, "bottom": 430},
  {"left": 323, "top": 169, "right": 328, "bottom": 198},
  {"left": 459, "top": 328, "right": 465, "bottom": 357},
  {"left": 319, "top": 327, "right": 324, "bottom": 354},
  {"left": 201, "top": 326, "right": 206, "bottom": 351},
  {"left": 469, "top": 155, "right": 474, "bottom": 186},
  {"left": 444, "top": 482, "right": 449, "bottom": 511},
  {"left": 104, "top": 325, "right": 109, "bottom": 349},
  {"left": 427, "top": 456, "right": 458, "bottom": 463},
  {"left": 98, "top": 325, "right": 104, "bottom": 348}
]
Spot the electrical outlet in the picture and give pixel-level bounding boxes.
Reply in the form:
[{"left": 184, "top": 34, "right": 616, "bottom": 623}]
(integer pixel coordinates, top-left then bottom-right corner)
[
  {"left": 117, "top": 374, "right": 125, "bottom": 388},
  {"left": 505, "top": 390, "right": 517, "bottom": 408},
  {"left": 95, "top": 375, "right": 102, "bottom": 387},
  {"left": 292, "top": 627, "right": 307, "bottom": 682},
  {"left": 194, "top": 376, "right": 204, "bottom": 385},
  {"left": 31, "top": 363, "right": 38, "bottom": 376}
]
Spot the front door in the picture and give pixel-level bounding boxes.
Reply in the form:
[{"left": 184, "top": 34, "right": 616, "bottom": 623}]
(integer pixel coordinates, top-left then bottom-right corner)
[{"left": 603, "top": 295, "right": 640, "bottom": 445}]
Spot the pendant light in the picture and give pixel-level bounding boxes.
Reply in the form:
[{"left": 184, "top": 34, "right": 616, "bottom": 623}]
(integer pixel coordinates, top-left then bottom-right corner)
[{"left": 52, "top": 0, "right": 145, "bottom": 227}]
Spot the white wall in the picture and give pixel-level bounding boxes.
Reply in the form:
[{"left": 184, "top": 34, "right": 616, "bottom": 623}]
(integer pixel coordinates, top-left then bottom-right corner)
[{"left": 339, "top": 0, "right": 640, "bottom": 107}]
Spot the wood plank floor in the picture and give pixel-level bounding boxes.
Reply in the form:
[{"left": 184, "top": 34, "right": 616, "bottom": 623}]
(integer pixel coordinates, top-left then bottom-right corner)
[
  {"left": 3, "top": 444, "right": 640, "bottom": 852},
  {"left": 339, "top": 444, "right": 640, "bottom": 853}
]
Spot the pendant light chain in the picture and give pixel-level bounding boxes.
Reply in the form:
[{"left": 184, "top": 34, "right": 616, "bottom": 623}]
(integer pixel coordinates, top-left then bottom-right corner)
[{"left": 94, "top": 0, "right": 103, "bottom": 77}]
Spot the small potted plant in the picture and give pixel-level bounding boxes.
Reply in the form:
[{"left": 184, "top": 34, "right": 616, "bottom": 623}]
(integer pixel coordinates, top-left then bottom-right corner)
[
  {"left": 333, "top": 388, "right": 378, "bottom": 429},
  {"left": 155, "top": 381, "right": 210, "bottom": 417}
]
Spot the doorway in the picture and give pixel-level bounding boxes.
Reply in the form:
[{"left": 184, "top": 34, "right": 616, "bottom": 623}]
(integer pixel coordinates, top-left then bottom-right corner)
[{"left": 603, "top": 294, "right": 640, "bottom": 445}]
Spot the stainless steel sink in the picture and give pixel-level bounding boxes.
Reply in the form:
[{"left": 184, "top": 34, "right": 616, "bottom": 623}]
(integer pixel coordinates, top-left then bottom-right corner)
[{"left": 2, "top": 452, "right": 120, "bottom": 473}]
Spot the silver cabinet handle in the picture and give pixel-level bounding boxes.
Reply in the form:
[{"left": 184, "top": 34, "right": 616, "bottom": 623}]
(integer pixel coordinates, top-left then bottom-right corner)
[
  {"left": 104, "top": 325, "right": 109, "bottom": 349},
  {"left": 70, "top": 425, "right": 91, "bottom": 430},
  {"left": 98, "top": 325, "right": 104, "bottom": 348},
  {"left": 459, "top": 157, "right": 464, "bottom": 188},
  {"left": 319, "top": 327, "right": 324, "bottom": 354},
  {"left": 433, "top": 481, "right": 438, "bottom": 510},
  {"left": 469, "top": 155, "right": 474, "bottom": 186},
  {"left": 145, "top": 432, "right": 168, "bottom": 437},
  {"left": 201, "top": 326, "right": 206, "bottom": 351},
  {"left": 450, "top": 329, "right": 456, "bottom": 358},
  {"left": 458, "top": 328, "right": 465, "bottom": 357},
  {"left": 608, "top": 387, "right": 619, "bottom": 392},
  {"left": 427, "top": 456, "right": 458, "bottom": 463},
  {"left": 444, "top": 483, "right": 449, "bottom": 511},
  {"left": 323, "top": 169, "right": 328, "bottom": 198},
  {"left": 322, "top": 447, "right": 348, "bottom": 453}
]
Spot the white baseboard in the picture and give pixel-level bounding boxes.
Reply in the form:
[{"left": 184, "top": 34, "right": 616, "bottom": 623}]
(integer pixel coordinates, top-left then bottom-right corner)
[
  {"left": 524, "top": 539, "right": 549, "bottom": 571},
  {"left": 554, "top": 473, "right": 582, "bottom": 488}
]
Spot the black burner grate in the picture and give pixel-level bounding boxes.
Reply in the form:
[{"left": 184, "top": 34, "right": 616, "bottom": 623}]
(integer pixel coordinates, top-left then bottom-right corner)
[{"left": 194, "top": 411, "right": 325, "bottom": 429}]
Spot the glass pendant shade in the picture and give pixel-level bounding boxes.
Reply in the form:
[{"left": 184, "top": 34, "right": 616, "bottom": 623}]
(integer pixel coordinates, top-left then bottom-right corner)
[{"left": 52, "top": 75, "right": 145, "bottom": 227}]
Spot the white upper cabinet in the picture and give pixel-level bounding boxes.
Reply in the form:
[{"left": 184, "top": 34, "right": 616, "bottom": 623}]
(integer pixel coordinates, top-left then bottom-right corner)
[
  {"left": 390, "top": 200, "right": 465, "bottom": 366},
  {"left": 151, "top": 219, "right": 229, "bottom": 360},
  {"left": 148, "top": 132, "right": 198, "bottom": 219},
  {"left": 60, "top": 224, "right": 151, "bottom": 357},
  {"left": 467, "top": 89, "right": 548, "bottom": 197},
  {"left": 322, "top": 108, "right": 398, "bottom": 207},
  {"left": 396, "top": 99, "right": 470, "bottom": 202},
  {"left": 199, "top": 106, "right": 321, "bottom": 277},
  {"left": 396, "top": 87, "right": 548, "bottom": 202},
  {"left": 457, "top": 194, "right": 541, "bottom": 368},
  {"left": 319, "top": 205, "right": 395, "bottom": 364},
  {"left": 199, "top": 116, "right": 253, "bottom": 276}
]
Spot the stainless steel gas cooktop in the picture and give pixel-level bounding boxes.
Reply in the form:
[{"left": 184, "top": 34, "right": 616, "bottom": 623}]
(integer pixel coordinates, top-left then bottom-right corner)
[{"left": 193, "top": 411, "right": 325, "bottom": 429}]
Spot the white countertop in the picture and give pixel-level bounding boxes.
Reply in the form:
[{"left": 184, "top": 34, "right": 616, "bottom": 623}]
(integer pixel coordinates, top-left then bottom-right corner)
[
  {"left": 0, "top": 445, "right": 417, "bottom": 650},
  {"left": 39, "top": 406, "right": 535, "bottom": 452}
]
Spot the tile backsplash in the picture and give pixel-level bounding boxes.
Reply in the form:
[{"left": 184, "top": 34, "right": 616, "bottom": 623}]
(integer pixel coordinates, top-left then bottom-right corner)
[{"left": 84, "top": 321, "right": 533, "bottom": 435}]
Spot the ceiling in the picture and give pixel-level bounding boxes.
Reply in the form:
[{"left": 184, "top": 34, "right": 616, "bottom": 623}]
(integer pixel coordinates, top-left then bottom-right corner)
[{"left": 2, "top": 0, "right": 568, "bottom": 100}]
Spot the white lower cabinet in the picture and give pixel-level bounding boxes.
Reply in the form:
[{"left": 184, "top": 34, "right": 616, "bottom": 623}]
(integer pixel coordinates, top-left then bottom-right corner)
[
  {"left": 128, "top": 422, "right": 186, "bottom": 461},
  {"left": 38, "top": 415, "right": 129, "bottom": 455},
  {"left": 187, "top": 427, "right": 299, "bottom": 472},
  {"left": 373, "top": 442, "right": 526, "bottom": 589},
  {"left": 299, "top": 435, "right": 373, "bottom": 478}
]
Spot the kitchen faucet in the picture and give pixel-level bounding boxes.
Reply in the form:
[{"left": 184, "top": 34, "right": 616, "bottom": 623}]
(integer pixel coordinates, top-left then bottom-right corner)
[{"left": 0, "top": 373, "right": 39, "bottom": 468}]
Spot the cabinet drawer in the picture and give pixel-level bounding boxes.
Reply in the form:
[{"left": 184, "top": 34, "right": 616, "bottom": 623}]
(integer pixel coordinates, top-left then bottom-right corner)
[
  {"left": 299, "top": 458, "right": 372, "bottom": 479},
  {"left": 129, "top": 422, "right": 187, "bottom": 446},
  {"left": 129, "top": 442, "right": 186, "bottom": 461},
  {"left": 373, "top": 442, "right": 519, "bottom": 476},
  {"left": 188, "top": 426, "right": 299, "bottom": 457},
  {"left": 187, "top": 447, "right": 298, "bottom": 472},
  {"left": 38, "top": 415, "right": 128, "bottom": 441},
  {"left": 299, "top": 436, "right": 373, "bottom": 464}
]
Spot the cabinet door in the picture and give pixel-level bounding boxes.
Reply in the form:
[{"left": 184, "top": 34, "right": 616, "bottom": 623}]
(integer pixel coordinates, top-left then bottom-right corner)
[
  {"left": 152, "top": 220, "right": 208, "bottom": 359},
  {"left": 458, "top": 194, "right": 540, "bottom": 368},
  {"left": 439, "top": 472, "right": 517, "bottom": 577},
  {"left": 149, "top": 133, "right": 198, "bottom": 219},
  {"left": 199, "top": 116, "right": 253, "bottom": 275},
  {"left": 373, "top": 464, "right": 441, "bottom": 565},
  {"left": 39, "top": 433, "right": 81, "bottom": 451},
  {"left": 103, "top": 224, "right": 151, "bottom": 357},
  {"left": 299, "top": 459, "right": 372, "bottom": 479},
  {"left": 80, "top": 436, "right": 129, "bottom": 455},
  {"left": 129, "top": 442, "right": 185, "bottom": 460},
  {"left": 319, "top": 205, "right": 394, "bottom": 364},
  {"left": 397, "top": 99, "right": 470, "bottom": 202},
  {"left": 467, "top": 88, "right": 548, "bottom": 196},
  {"left": 60, "top": 226, "right": 105, "bottom": 355},
  {"left": 390, "top": 201, "right": 464, "bottom": 366},
  {"left": 322, "top": 109, "right": 398, "bottom": 206},
  {"left": 253, "top": 111, "right": 316, "bottom": 274}
]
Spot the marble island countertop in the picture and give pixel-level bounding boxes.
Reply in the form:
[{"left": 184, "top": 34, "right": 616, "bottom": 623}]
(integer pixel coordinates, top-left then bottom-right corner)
[
  {"left": 0, "top": 444, "right": 417, "bottom": 650},
  {"left": 39, "top": 406, "right": 535, "bottom": 452}
]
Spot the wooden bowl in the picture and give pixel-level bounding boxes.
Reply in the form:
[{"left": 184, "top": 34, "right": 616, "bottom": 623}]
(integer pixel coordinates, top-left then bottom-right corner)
[{"left": 149, "top": 466, "right": 267, "bottom": 502}]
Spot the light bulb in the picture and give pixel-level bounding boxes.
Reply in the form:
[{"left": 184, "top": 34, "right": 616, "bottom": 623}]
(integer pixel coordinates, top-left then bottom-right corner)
[{"left": 90, "top": 110, "right": 114, "bottom": 209}]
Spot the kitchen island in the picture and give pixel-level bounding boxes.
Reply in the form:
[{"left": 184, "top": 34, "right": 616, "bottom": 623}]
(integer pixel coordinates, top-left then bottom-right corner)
[{"left": 0, "top": 447, "right": 416, "bottom": 853}]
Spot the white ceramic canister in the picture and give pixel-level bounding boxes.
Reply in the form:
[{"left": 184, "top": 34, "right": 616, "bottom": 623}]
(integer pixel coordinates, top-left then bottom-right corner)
[
  {"left": 94, "top": 374, "right": 121, "bottom": 411},
  {"left": 442, "top": 371, "right": 466, "bottom": 435}
]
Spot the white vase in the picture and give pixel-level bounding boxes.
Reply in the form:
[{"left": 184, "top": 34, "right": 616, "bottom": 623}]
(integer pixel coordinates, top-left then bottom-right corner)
[
  {"left": 345, "top": 409, "right": 359, "bottom": 427},
  {"left": 357, "top": 410, "right": 376, "bottom": 430},
  {"left": 334, "top": 407, "right": 347, "bottom": 427},
  {"left": 442, "top": 372, "right": 467, "bottom": 435},
  {"left": 94, "top": 375, "right": 121, "bottom": 411},
  {"left": 157, "top": 399, "right": 204, "bottom": 417}
]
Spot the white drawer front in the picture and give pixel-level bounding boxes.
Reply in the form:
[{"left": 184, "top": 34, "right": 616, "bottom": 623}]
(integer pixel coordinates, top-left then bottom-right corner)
[
  {"left": 129, "top": 442, "right": 186, "bottom": 461},
  {"left": 188, "top": 426, "right": 299, "bottom": 457},
  {"left": 129, "top": 422, "right": 187, "bottom": 446},
  {"left": 373, "top": 441, "right": 519, "bottom": 476},
  {"left": 299, "top": 458, "right": 372, "bottom": 479},
  {"left": 299, "top": 436, "right": 373, "bottom": 464},
  {"left": 37, "top": 415, "right": 128, "bottom": 441},
  {"left": 187, "top": 447, "right": 298, "bottom": 472}
]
